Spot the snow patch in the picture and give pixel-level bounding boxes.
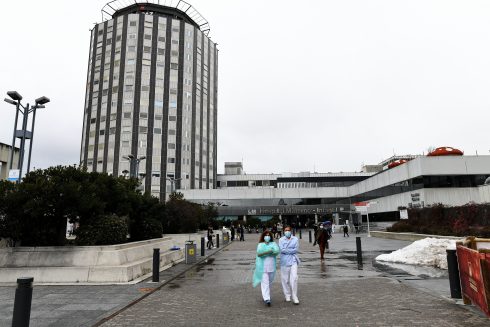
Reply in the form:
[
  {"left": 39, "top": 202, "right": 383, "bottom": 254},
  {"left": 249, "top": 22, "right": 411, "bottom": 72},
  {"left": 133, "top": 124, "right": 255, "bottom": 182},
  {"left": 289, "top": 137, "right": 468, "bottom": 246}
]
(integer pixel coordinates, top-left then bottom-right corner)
[{"left": 376, "top": 238, "right": 457, "bottom": 269}]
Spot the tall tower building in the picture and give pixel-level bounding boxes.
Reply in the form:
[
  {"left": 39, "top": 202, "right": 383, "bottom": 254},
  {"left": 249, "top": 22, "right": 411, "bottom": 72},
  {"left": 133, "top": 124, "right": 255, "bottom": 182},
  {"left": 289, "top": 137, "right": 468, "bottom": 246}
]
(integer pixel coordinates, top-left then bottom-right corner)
[{"left": 80, "top": 1, "right": 218, "bottom": 200}]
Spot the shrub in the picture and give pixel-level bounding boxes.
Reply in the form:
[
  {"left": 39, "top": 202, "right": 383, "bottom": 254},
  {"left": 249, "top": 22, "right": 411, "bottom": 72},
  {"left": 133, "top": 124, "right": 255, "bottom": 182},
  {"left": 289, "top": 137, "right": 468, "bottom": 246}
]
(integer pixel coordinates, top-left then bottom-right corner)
[
  {"left": 388, "top": 203, "right": 490, "bottom": 237},
  {"left": 130, "top": 219, "right": 163, "bottom": 241},
  {"left": 76, "top": 215, "right": 128, "bottom": 245}
]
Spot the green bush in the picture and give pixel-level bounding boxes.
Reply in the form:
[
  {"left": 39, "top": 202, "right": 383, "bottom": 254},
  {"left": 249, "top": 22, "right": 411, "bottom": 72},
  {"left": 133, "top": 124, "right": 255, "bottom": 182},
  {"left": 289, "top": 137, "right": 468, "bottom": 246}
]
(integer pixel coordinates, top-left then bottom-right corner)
[
  {"left": 388, "top": 203, "right": 490, "bottom": 236},
  {"left": 131, "top": 219, "right": 163, "bottom": 241},
  {"left": 76, "top": 215, "right": 128, "bottom": 245}
]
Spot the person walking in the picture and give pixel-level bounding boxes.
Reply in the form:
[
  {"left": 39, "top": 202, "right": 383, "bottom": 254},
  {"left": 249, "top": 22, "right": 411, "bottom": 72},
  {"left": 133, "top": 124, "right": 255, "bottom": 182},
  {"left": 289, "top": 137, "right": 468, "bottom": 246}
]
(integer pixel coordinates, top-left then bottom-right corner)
[
  {"left": 279, "top": 226, "right": 300, "bottom": 304},
  {"left": 239, "top": 225, "right": 245, "bottom": 241},
  {"left": 252, "top": 230, "right": 280, "bottom": 306},
  {"left": 343, "top": 224, "right": 349, "bottom": 237},
  {"left": 315, "top": 223, "right": 330, "bottom": 261},
  {"left": 207, "top": 226, "right": 215, "bottom": 249},
  {"left": 230, "top": 225, "right": 236, "bottom": 241}
]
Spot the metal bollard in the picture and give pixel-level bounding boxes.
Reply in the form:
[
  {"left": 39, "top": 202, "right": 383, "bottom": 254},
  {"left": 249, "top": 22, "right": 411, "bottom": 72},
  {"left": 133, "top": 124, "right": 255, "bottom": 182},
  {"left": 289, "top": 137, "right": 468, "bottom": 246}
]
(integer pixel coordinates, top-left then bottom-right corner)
[
  {"left": 299, "top": 229, "right": 302, "bottom": 239},
  {"left": 309, "top": 230, "right": 312, "bottom": 243},
  {"left": 152, "top": 248, "right": 160, "bottom": 282},
  {"left": 356, "top": 237, "right": 363, "bottom": 270},
  {"left": 216, "top": 234, "right": 219, "bottom": 248},
  {"left": 201, "top": 237, "right": 205, "bottom": 256},
  {"left": 12, "top": 277, "right": 33, "bottom": 327},
  {"left": 446, "top": 249, "right": 462, "bottom": 298}
]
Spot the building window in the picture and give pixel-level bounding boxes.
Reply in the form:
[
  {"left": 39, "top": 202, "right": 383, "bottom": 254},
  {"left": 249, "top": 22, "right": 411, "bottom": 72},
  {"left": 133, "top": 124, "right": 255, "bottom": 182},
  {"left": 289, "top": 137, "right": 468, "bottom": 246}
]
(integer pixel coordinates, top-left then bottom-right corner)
[
  {"left": 168, "top": 158, "right": 175, "bottom": 163},
  {"left": 154, "top": 128, "right": 162, "bottom": 134},
  {"left": 168, "top": 129, "right": 176, "bottom": 135},
  {"left": 168, "top": 143, "right": 176, "bottom": 149}
]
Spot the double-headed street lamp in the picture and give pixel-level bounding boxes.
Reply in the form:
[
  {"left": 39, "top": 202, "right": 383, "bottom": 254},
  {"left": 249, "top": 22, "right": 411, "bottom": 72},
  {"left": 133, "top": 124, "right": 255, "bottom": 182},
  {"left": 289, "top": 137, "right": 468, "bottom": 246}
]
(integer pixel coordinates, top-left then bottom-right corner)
[
  {"left": 4, "top": 91, "right": 50, "bottom": 182},
  {"left": 122, "top": 154, "right": 146, "bottom": 179},
  {"left": 166, "top": 176, "right": 182, "bottom": 194}
]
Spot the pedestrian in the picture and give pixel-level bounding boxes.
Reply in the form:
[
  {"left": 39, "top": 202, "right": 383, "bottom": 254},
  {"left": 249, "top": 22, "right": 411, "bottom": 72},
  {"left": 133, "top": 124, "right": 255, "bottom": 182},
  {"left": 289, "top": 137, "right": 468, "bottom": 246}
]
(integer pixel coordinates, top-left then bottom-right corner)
[
  {"left": 313, "top": 224, "right": 318, "bottom": 246},
  {"left": 354, "top": 222, "right": 359, "bottom": 234},
  {"left": 277, "top": 223, "right": 283, "bottom": 238},
  {"left": 230, "top": 225, "right": 235, "bottom": 241},
  {"left": 240, "top": 225, "right": 245, "bottom": 241},
  {"left": 279, "top": 226, "right": 300, "bottom": 304},
  {"left": 207, "top": 226, "right": 215, "bottom": 249},
  {"left": 252, "top": 230, "right": 280, "bottom": 306},
  {"left": 315, "top": 223, "right": 330, "bottom": 261},
  {"left": 343, "top": 224, "right": 349, "bottom": 237}
]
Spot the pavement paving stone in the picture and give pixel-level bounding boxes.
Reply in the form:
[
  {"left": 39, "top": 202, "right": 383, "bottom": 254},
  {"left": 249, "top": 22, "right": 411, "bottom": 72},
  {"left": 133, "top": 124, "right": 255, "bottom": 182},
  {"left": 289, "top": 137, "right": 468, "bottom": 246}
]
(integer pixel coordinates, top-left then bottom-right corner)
[
  {"left": 0, "top": 245, "right": 223, "bottom": 327},
  {"left": 100, "top": 233, "right": 490, "bottom": 327}
]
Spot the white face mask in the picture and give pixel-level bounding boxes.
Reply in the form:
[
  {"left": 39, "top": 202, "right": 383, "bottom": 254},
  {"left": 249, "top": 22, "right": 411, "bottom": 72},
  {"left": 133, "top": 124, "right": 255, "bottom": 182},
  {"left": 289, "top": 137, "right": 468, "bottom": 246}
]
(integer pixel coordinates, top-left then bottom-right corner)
[{"left": 320, "top": 226, "right": 324, "bottom": 229}]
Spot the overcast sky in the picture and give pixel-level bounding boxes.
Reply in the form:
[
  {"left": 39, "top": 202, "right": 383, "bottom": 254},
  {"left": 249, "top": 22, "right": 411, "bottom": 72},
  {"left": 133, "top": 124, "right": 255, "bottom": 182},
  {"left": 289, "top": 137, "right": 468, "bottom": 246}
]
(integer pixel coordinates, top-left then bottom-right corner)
[{"left": 1, "top": 0, "right": 489, "bottom": 174}]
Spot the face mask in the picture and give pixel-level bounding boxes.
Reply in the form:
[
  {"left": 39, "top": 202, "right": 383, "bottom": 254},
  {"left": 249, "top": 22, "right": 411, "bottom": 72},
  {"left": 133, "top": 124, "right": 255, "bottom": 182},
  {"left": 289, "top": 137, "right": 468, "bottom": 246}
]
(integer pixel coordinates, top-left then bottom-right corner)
[
  {"left": 264, "top": 236, "right": 271, "bottom": 242},
  {"left": 285, "top": 231, "right": 292, "bottom": 238},
  {"left": 320, "top": 226, "right": 324, "bottom": 229}
]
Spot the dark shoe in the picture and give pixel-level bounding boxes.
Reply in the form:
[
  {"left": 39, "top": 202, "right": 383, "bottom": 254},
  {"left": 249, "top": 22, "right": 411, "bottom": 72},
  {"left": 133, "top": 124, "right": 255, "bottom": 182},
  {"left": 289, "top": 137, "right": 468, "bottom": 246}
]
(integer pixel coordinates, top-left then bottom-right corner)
[{"left": 265, "top": 300, "right": 271, "bottom": 306}]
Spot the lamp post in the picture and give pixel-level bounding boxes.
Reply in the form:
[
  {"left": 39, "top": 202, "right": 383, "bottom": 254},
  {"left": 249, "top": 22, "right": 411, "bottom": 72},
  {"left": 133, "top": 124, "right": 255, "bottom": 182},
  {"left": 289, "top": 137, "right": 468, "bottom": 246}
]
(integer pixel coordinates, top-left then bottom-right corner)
[
  {"left": 366, "top": 201, "right": 378, "bottom": 237},
  {"left": 122, "top": 154, "right": 146, "bottom": 179},
  {"left": 166, "top": 176, "right": 182, "bottom": 194},
  {"left": 4, "top": 91, "right": 49, "bottom": 182}
]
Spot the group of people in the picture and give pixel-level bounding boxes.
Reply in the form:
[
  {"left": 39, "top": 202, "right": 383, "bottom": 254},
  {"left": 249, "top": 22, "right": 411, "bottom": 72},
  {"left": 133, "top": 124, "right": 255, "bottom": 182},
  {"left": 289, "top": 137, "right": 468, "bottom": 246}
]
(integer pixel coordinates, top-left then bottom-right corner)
[
  {"left": 230, "top": 224, "right": 245, "bottom": 242},
  {"left": 253, "top": 226, "right": 300, "bottom": 306},
  {"left": 253, "top": 222, "right": 341, "bottom": 306}
]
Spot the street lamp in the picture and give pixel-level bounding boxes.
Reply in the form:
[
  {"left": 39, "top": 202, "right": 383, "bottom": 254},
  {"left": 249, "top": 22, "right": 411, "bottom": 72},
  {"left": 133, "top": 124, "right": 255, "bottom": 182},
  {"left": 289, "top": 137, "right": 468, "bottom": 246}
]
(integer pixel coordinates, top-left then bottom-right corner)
[
  {"left": 122, "top": 154, "right": 146, "bottom": 179},
  {"left": 166, "top": 176, "right": 182, "bottom": 194},
  {"left": 4, "top": 91, "right": 49, "bottom": 182},
  {"left": 366, "top": 201, "right": 378, "bottom": 237}
]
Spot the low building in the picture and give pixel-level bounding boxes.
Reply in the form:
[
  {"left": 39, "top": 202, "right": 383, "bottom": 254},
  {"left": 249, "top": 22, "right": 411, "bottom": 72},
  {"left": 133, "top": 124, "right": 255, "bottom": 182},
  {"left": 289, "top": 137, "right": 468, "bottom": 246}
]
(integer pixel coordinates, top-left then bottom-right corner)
[
  {"left": 181, "top": 155, "right": 490, "bottom": 223},
  {"left": 0, "top": 142, "right": 20, "bottom": 181}
]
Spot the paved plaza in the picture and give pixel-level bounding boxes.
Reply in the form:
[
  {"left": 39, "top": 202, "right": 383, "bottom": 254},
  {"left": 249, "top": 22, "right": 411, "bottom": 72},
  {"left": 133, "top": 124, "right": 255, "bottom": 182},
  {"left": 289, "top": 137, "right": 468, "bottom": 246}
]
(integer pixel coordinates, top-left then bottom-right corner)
[{"left": 1, "top": 232, "right": 489, "bottom": 326}]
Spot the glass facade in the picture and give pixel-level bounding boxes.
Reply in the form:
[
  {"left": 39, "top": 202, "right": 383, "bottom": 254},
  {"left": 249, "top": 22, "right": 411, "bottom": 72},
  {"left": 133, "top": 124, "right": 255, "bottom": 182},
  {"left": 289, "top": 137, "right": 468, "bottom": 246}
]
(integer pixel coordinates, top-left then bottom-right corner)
[{"left": 81, "top": 5, "right": 217, "bottom": 200}]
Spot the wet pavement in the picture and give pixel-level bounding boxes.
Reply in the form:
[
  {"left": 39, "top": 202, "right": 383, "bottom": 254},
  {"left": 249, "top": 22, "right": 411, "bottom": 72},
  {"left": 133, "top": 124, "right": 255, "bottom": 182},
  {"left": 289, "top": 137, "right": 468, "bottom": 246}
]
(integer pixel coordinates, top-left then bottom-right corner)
[
  {"left": 0, "top": 244, "right": 225, "bottom": 327},
  {"left": 99, "top": 231, "right": 489, "bottom": 326}
]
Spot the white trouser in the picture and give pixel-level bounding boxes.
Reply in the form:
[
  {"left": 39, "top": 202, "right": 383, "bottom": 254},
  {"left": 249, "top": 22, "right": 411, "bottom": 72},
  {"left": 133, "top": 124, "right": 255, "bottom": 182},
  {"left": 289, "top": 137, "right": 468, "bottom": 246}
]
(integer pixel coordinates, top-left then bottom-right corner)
[
  {"left": 261, "top": 272, "right": 274, "bottom": 301},
  {"left": 281, "top": 264, "right": 298, "bottom": 300}
]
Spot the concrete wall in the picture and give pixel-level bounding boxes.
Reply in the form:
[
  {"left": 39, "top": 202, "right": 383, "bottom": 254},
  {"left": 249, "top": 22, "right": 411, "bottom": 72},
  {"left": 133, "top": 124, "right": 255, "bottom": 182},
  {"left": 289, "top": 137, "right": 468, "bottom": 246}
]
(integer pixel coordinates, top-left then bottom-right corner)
[
  {"left": 371, "top": 231, "right": 464, "bottom": 242},
  {"left": 0, "top": 237, "right": 184, "bottom": 284}
]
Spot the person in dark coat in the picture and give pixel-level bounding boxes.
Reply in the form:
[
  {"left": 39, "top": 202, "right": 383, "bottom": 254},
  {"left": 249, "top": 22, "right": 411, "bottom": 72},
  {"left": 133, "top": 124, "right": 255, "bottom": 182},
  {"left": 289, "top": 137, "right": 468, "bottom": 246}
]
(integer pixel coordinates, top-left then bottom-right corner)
[
  {"left": 230, "top": 225, "right": 236, "bottom": 241},
  {"left": 240, "top": 225, "right": 245, "bottom": 241},
  {"left": 343, "top": 224, "right": 349, "bottom": 237},
  {"left": 207, "top": 226, "right": 215, "bottom": 249},
  {"left": 314, "top": 223, "right": 331, "bottom": 260}
]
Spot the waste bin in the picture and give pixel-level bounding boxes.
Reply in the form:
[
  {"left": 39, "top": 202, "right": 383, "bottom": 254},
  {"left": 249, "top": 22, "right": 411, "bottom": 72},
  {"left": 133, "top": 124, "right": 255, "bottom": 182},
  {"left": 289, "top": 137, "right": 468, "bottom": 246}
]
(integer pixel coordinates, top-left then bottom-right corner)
[
  {"left": 185, "top": 240, "right": 197, "bottom": 264},
  {"left": 223, "top": 232, "right": 229, "bottom": 245}
]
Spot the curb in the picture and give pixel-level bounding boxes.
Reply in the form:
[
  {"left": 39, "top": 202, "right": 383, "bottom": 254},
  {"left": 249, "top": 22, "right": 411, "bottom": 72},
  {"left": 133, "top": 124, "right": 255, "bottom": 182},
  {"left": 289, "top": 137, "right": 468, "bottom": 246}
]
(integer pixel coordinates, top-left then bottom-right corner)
[{"left": 91, "top": 241, "right": 233, "bottom": 327}]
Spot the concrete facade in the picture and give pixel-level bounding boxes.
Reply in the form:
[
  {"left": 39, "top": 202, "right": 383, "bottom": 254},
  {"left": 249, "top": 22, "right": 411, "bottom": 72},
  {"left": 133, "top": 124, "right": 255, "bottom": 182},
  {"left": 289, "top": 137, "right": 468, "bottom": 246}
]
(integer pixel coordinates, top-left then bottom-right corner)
[
  {"left": 80, "top": 1, "right": 218, "bottom": 201},
  {"left": 182, "top": 155, "right": 490, "bottom": 217}
]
